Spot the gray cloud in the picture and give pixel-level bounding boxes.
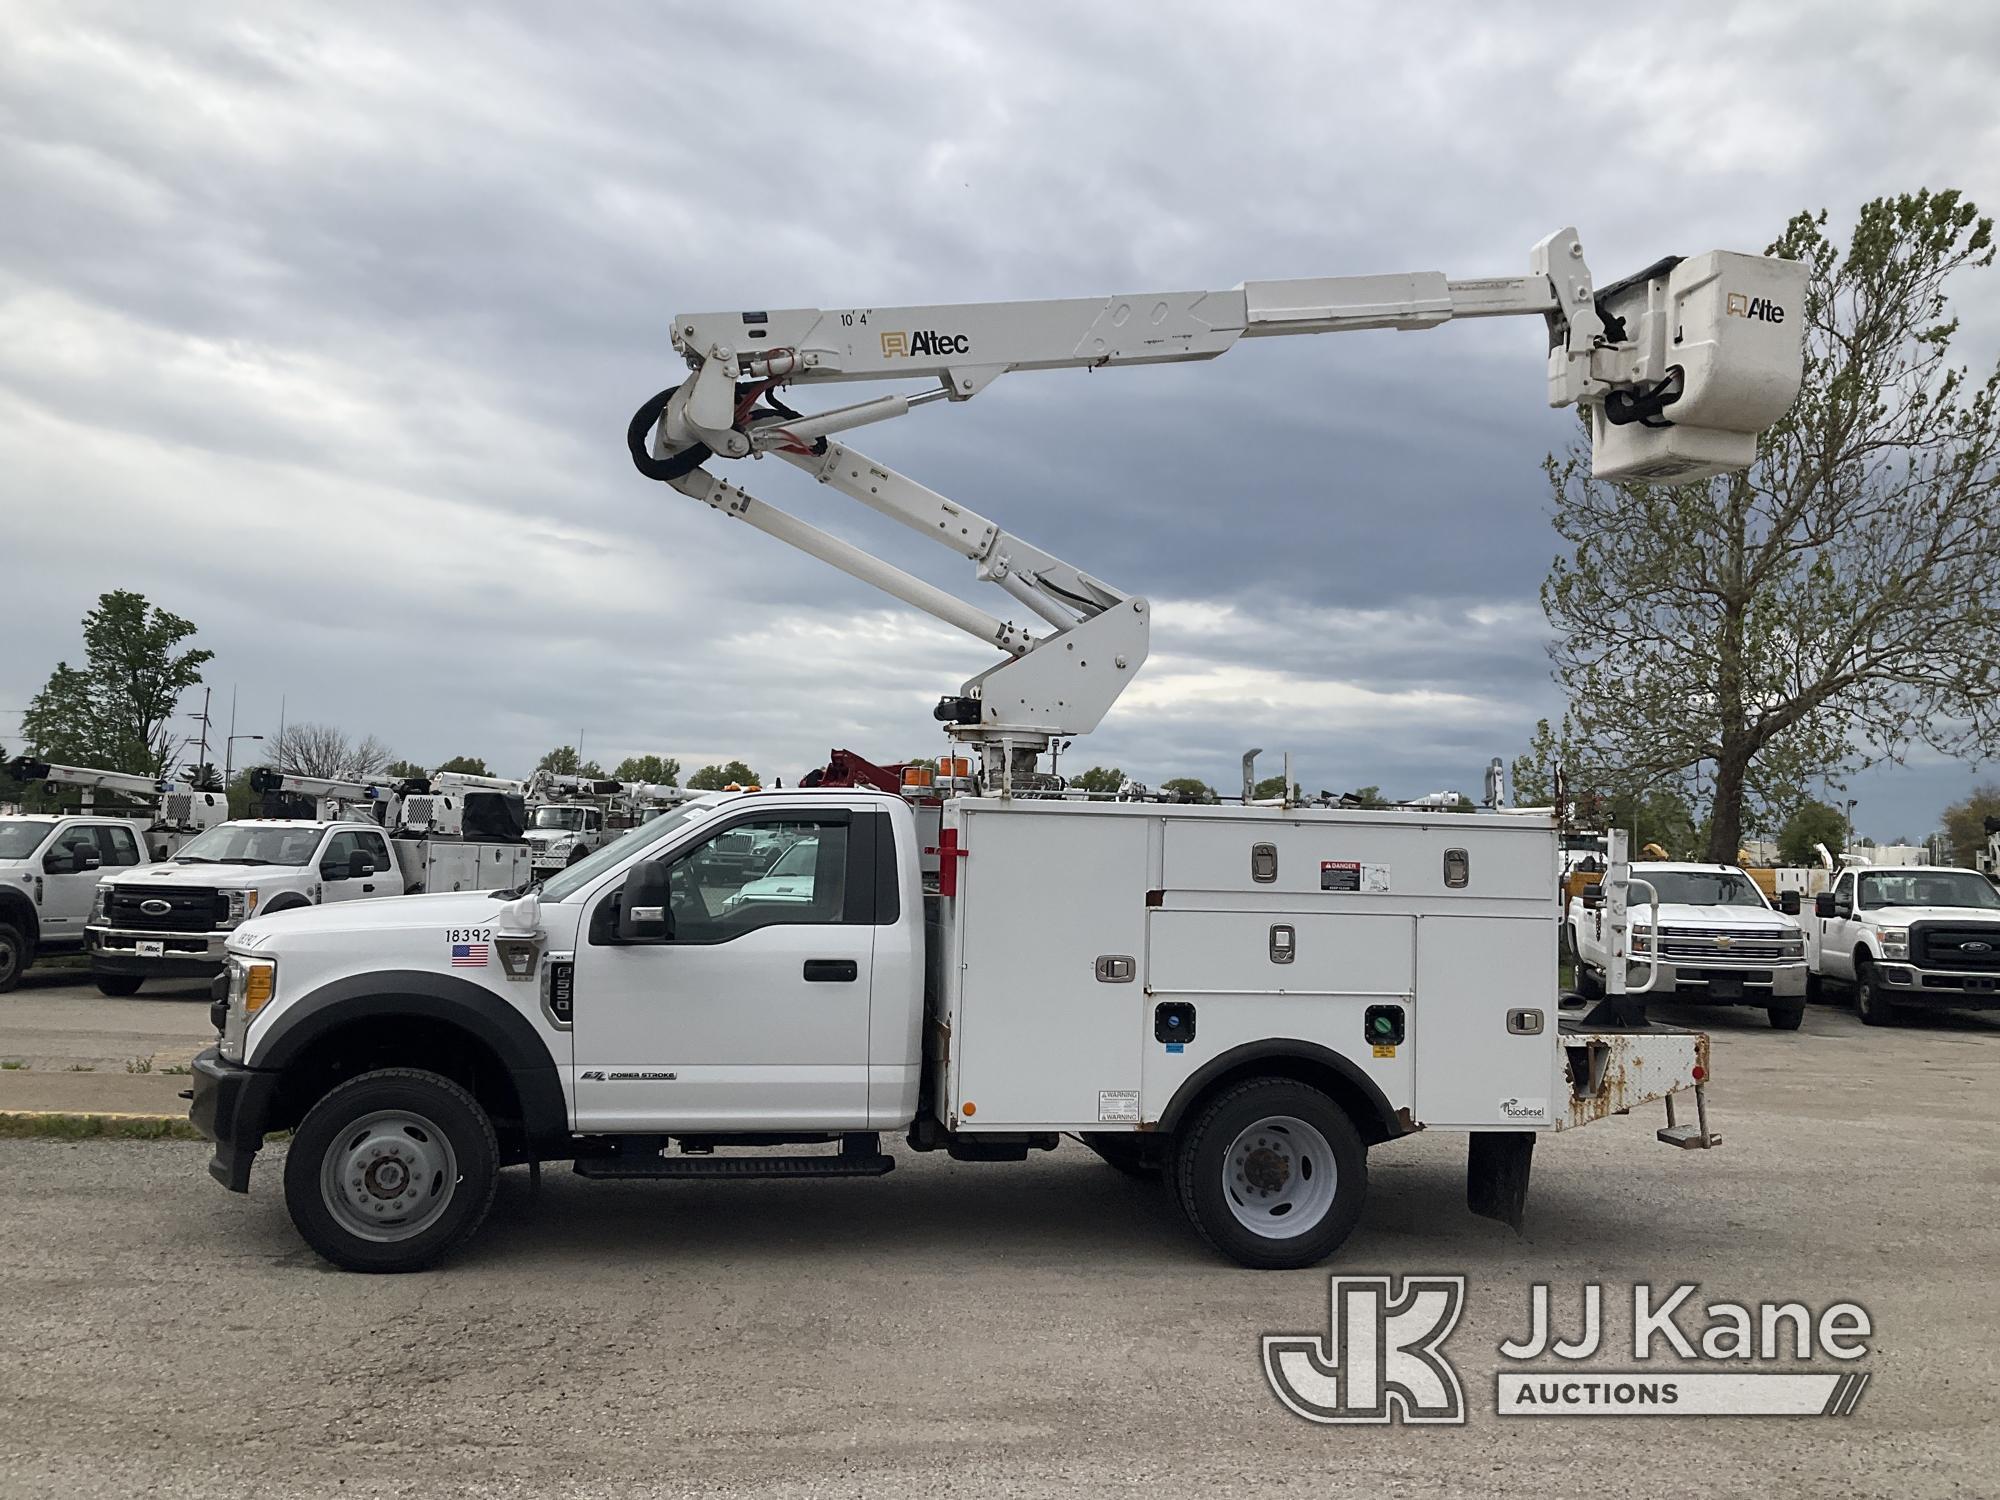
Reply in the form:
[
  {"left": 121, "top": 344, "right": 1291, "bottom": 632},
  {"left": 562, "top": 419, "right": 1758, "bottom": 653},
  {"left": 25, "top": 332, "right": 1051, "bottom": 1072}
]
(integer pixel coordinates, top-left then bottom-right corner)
[{"left": 3, "top": 1, "right": 1997, "bottom": 835}]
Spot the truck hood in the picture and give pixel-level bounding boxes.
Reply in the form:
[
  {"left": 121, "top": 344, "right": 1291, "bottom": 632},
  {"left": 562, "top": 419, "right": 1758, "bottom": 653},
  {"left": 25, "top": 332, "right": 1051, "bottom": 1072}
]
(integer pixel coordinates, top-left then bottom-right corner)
[
  {"left": 1863, "top": 905, "right": 2000, "bottom": 925},
  {"left": 113, "top": 860, "right": 285, "bottom": 891},
  {"left": 522, "top": 829, "right": 569, "bottom": 845},
  {"left": 235, "top": 888, "right": 512, "bottom": 941},
  {"left": 1635, "top": 902, "right": 1798, "bottom": 932}
]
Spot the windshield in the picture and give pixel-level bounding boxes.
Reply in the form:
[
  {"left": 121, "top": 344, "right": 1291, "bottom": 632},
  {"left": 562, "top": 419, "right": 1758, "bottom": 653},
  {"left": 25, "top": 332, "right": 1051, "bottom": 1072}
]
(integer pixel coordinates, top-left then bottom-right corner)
[
  {"left": 532, "top": 806, "right": 589, "bottom": 831},
  {"left": 174, "top": 822, "right": 324, "bottom": 867},
  {"left": 539, "top": 802, "right": 719, "bottom": 901},
  {"left": 1860, "top": 871, "right": 2000, "bottom": 911},
  {"left": 1641, "top": 870, "right": 1770, "bottom": 909},
  {"left": 0, "top": 820, "right": 58, "bottom": 861}
]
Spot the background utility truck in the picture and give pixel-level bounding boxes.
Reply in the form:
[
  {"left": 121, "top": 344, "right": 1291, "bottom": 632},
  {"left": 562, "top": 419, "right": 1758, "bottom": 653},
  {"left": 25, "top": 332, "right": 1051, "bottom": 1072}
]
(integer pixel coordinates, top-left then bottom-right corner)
[
  {"left": 192, "top": 223, "right": 1800, "bottom": 1271},
  {"left": 1568, "top": 861, "right": 1808, "bottom": 1029},
  {"left": 93, "top": 777, "right": 531, "bottom": 995},
  {"left": 0, "top": 812, "right": 154, "bottom": 991},
  {"left": 1805, "top": 862, "right": 2000, "bottom": 1025}
]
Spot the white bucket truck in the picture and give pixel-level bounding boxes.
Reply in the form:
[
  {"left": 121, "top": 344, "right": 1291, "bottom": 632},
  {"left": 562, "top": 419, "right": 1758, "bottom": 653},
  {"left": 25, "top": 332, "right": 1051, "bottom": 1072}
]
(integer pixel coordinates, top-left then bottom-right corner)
[{"left": 191, "top": 225, "right": 1802, "bottom": 1270}]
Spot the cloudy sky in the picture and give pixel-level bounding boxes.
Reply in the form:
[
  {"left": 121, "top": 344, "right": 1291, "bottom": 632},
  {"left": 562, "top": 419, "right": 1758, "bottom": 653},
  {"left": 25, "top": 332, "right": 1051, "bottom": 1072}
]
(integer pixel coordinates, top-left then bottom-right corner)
[{"left": 4, "top": 2, "right": 1997, "bottom": 839}]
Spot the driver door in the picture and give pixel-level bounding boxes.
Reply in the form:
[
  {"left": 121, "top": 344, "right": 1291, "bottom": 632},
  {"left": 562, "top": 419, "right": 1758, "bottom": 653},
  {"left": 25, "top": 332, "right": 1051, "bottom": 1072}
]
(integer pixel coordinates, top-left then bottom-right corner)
[
  {"left": 570, "top": 808, "right": 877, "bottom": 1131},
  {"left": 1821, "top": 873, "right": 1858, "bottom": 980},
  {"left": 40, "top": 825, "right": 106, "bottom": 941},
  {"left": 317, "top": 830, "right": 391, "bottom": 903}
]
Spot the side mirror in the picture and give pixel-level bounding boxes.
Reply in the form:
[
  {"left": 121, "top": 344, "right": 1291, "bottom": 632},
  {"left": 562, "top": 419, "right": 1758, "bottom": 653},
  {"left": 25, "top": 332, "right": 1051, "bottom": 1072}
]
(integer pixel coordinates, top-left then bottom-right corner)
[
  {"left": 348, "top": 852, "right": 375, "bottom": 879},
  {"left": 1580, "top": 889, "right": 1604, "bottom": 910},
  {"left": 616, "top": 863, "right": 673, "bottom": 943},
  {"left": 1814, "top": 892, "right": 1836, "bottom": 919},
  {"left": 1779, "top": 890, "right": 1801, "bottom": 916}
]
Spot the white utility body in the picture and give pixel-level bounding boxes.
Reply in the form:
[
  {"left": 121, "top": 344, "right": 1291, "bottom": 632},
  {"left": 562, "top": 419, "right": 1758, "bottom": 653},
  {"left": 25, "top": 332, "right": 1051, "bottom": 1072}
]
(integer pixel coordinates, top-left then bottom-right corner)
[{"left": 191, "top": 225, "right": 1798, "bottom": 1272}]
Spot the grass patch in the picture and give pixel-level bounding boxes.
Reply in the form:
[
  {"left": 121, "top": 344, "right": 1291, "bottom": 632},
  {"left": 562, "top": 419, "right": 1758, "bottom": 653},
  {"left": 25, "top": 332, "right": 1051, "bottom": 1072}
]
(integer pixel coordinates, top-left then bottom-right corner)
[
  {"left": 63, "top": 1063, "right": 95, "bottom": 1073},
  {"left": 1, "top": 1058, "right": 28, "bottom": 1071},
  {"left": 0, "top": 1112, "right": 204, "bottom": 1141},
  {"left": 160, "top": 1064, "right": 192, "bottom": 1076},
  {"left": 125, "top": 1057, "right": 152, "bottom": 1074}
]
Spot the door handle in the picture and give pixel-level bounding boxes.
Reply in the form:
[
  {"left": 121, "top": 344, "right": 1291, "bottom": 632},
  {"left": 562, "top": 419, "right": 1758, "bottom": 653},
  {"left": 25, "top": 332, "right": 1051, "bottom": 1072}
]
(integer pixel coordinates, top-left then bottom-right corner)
[
  {"left": 803, "top": 959, "right": 859, "bottom": 983},
  {"left": 361, "top": 884, "right": 375, "bottom": 893}
]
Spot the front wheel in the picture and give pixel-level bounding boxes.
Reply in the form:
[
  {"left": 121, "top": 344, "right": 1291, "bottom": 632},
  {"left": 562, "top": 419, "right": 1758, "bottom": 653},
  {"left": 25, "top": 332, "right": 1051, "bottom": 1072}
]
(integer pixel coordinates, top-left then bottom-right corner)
[
  {"left": 1854, "top": 959, "right": 1902, "bottom": 1028},
  {"left": 0, "top": 923, "right": 24, "bottom": 993},
  {"left": 283, "top": 1068, "right": 499, "bottom": 1272},
  {"left": 1173, "top": 1078, "right": 1366, "bottom": 1270},
  {"left": 1768, "top": 1004, "right": 1805, "bottom": 1031},
  {"left": 1574, "top": 962, "right": 1605, "bottom": 1000},
  {"left": 94, "top": 974, "right": 143, "bottom": 997}
]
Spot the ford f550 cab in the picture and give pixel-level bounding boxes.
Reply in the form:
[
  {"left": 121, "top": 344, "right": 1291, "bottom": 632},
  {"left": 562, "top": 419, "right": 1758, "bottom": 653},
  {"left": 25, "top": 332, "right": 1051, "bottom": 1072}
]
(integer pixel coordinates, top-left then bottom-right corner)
[
  {"left": 0, "top": 814, "right": 150, "bottom": 991},
  {"left": 1805, "top": 864, "right": 2000, "bottom": 1025},
  {"left": 89, "top": 819, "right": 530, "bottom": 996},
  {"left": 1568, "top": 861, "right": 1807, "bottom": 1029},
  {"left": 191, "top": 790, "right": 1718, "bottom": 1274}
]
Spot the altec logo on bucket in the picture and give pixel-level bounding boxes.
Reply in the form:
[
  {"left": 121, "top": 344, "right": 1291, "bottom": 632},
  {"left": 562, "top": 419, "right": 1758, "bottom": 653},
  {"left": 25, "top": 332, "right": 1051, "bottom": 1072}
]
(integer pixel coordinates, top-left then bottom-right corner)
[
  {"left": 880, "top": 329, "right": 970, "bottom": 358},
  {"left": 1265, "top": 1277, "right": 1872, "bottom": 1424}
]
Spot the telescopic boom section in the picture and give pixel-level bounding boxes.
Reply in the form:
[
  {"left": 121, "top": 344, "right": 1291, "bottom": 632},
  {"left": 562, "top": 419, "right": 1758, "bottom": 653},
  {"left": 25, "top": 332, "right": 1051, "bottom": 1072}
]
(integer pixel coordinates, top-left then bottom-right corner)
[{"left": 630, "top": 228, "right": 1806, "bottom": 762}]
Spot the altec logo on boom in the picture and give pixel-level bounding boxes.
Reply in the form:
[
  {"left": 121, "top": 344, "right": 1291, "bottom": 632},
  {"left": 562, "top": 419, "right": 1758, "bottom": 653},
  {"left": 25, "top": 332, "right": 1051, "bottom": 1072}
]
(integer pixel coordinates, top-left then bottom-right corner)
[
  {"left": 1265, "top": 1277, "right": 1872, "bottom": 1424},
  {"left": 880, "top": 329, "right": 970, "bottom": 358},
  {"left": 1726, "top": 292, "right": 1786, "bottom": 323}
]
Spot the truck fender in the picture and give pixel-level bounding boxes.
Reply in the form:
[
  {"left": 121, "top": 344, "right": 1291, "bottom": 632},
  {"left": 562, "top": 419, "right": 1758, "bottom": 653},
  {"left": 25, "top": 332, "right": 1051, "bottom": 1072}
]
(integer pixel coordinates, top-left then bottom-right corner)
[
  {"left": 1152, "top": 1039, "right": 1404, "bottom": 1145},
  {"left": 260, "top": 892, "right": 312, "bottom": 915},
  {"left": 255, "top": 969, "right": 568, "bottom": 1146}
]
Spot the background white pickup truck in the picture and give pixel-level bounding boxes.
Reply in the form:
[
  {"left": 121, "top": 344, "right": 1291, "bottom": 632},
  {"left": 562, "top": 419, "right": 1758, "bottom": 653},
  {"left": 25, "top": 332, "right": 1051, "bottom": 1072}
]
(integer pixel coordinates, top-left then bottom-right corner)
[
  {"left": 88, "top": 818, "right": 530, "bottom": 996},
  {"left": 1568, "top": 860, "right": 1807, "bottom": 1029},
  {"left": 0, "top": 813, "right": 151, "bottom": 990},
  {"left": 1806, "top": 864, "right": 2000, "bottom": 1025}
]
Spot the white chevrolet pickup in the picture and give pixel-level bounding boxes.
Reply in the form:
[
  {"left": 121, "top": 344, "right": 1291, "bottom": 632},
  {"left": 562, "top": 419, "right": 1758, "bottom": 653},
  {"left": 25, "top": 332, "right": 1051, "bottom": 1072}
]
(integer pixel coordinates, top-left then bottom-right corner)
[
  {"left": 1568, "top": 861, "right": 1807, "bottom": 1029},
  {"left": 191, "top": 790, "right": 1718, "bottom": 1274},
  {"left": 1805, "top": 864, "right": 2000, "bottom": 1025}
]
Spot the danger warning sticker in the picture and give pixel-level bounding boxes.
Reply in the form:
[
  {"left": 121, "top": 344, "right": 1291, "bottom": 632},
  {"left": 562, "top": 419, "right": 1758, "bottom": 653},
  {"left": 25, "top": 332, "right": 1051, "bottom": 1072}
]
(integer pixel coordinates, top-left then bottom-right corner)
[{"left": 1321, "top": 860, "right": 1391, "bottom": 893}]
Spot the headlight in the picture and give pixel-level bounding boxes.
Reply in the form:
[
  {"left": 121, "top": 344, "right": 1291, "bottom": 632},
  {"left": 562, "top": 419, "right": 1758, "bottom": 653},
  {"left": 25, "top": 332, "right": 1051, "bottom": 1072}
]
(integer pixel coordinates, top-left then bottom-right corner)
[
  {"left": 220, "top": 955, "right": 275, "bottom": 1061},
  {"left": 220, "top": 889, "right": 260, "bottom": 928},
  {"left": 89, "top": 886, "right": 108, "bottom": 924},
  {"left": 1878, "top": 928, "right": 1909, "bottom": 958},
  {"left": 1631, "top": 927, "right": 1652, "bottom": 951}
]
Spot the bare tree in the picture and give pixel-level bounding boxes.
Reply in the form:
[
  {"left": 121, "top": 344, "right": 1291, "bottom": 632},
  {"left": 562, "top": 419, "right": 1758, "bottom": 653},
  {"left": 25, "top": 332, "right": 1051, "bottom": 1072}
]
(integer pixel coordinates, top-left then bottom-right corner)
[
  {"left": 267, "top": 722, "right": 395, "bottom": 782},
  {"left": 1537, "top": 190, "right": 2000, "bottom": 860}
]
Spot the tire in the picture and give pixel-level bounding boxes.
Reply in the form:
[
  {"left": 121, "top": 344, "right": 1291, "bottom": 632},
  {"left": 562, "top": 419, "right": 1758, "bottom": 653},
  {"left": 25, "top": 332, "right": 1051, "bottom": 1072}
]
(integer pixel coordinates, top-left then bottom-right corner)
[
  {"left": 94, "top": 974, "right": 144, "bottom": 997},
  {"left": 1854, "top": 958, "right": 1901, "bottom": 1028},
  {"left": 0, "top": 923, "right": 24, "bottom": 994},
  {"left": 1079, "top": 1132, "right": 1163, "bottom": 1180},
  {"left": 566, "top": 846, "right": 588, "bottom": 867},
  {"left": 1767, "top": 1004, "right": 1805, "bottom": 1031},
  {"left": 283, "top": 1068, "right": 499, "bottom": 1273},
  {"left": 1805, "top": 970, "right": 1824, "bottom": 1004},
  {"left": 1574, "top": 963, "right": 1605, "bottom": 1001},
  {"left": 1173, "top": 1078, "right": 1367, "bottom": 1270}
]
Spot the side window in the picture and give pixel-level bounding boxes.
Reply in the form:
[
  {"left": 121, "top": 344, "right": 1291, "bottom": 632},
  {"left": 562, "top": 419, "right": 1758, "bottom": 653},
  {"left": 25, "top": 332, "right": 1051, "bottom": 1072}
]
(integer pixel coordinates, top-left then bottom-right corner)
[
  {"left": 1835, "top": 874, "right": 1855, "bottom": 914},
  {"left": 94, "top": 825, "right": 141, "bottom": 866},
  {"left": 663, "top": 816, "right": 852, "bottom": 942},
  {"left": 359, "top": 832, "right": 392, "bottom": 873},
  {"left": 321, "top": 831, "right": 361, "bottom": 870}
]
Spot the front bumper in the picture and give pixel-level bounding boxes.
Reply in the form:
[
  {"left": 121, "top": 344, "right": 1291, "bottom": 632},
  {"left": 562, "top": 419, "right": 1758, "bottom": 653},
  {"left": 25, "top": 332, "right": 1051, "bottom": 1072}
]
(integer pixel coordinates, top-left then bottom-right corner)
[
  {"left": 89, "top": 925, "right": 230, "bottom": 977},
  {"left": 189, "top": 1046, "right": 283, "bottom": 1192},
  {"left": 1872, "top": 963, "right": 2000, "bottom": 1008},
  {"left": 1636, "top": 961, "right": 1807, "bottom": 1003}
]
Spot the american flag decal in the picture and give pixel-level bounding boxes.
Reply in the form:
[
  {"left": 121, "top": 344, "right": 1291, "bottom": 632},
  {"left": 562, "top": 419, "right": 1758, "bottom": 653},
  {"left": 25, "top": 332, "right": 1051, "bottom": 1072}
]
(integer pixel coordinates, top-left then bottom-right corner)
[{"left": 450, "top": 942, "right": 489, "bottom": 968}]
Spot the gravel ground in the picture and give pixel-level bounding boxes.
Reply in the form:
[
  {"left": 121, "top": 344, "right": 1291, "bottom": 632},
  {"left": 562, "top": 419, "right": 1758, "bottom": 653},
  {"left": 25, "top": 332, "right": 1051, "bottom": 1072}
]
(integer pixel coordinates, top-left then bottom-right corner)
[{"left": 0, "top": 995, "right": 1996, "bottom": 1499}]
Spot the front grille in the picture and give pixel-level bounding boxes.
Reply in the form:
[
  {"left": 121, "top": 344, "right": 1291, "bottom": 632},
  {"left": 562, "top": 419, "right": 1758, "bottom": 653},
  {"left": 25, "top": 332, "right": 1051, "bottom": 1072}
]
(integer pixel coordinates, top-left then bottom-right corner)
[
  {"left": 1655, "top": 926, "right": 1796, "bottom": 961},
  {"left": 1912, "top": 923, "right": 2000, "bottom": 972},
  {"left": 104, "top": 884, "right": 225, "bottom": 933}
]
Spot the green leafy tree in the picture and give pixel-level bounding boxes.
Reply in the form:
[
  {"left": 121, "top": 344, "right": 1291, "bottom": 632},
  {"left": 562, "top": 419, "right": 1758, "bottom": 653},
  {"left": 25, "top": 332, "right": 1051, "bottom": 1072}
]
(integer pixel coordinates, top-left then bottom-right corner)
[
  {"left": 613, "top": 754, "right": 680, "bottom": 785},
  {"left": 1943, "top": 785, "right": 2000, "bottom": 869},
  {"left": 687, "top": 760, "right": 760, "bottom": 790},
  {"left": 20, "top": 591, "right": 213, "bottom": 776},
  {"left": 1346, "top": 785, "right": 1392, "bottom": 809},
  {"left": 1252, "top": 775, "right": 1302, "bottom": 802},
  {"left": 1777, "top": 800, "right": 1848, "bottom": 866},
  {"left": 1069, "top": 766, "right": 1125, "bottom": 794},
  {"left": 1536, "top": 191, "right": 2000, "bottom": 862},
  {"left": 385, "top": 760, "right": 431, "bottom": 782},
  {"left": 436, "top": 755, "right": 491, "bottom": 776},
  {"left": 1160, "top": 777, "right": 1217, "bottom": 803},
  {"left": 537, "top": 746, "right": 605, "bottom": 779}
]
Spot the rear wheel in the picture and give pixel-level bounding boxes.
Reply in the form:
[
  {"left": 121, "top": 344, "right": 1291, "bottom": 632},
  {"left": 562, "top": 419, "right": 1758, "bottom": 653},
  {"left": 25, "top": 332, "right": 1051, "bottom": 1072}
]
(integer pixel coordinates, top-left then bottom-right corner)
[
  {"left": 284, "top": 1068, "right": 499, "bottom": 1273},
  {"left": 94, "top": 974, "right": 143, "bottom": 997},
  {"left": 1174, "top": 1078, "right": 1366, "bottom": 1270},
  {"left": 0, "top": 923, "right": 24, "bottom": 993},
  {"left": 1854, "top": 958, "right": 1901, "bottom": 1027}
]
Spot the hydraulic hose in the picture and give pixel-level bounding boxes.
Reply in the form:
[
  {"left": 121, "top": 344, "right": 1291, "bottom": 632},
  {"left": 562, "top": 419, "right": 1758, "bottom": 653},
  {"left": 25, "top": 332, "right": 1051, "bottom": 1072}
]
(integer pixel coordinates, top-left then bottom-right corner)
[{"left": 625, "top": 386, "right": 712, "bottom": 483}]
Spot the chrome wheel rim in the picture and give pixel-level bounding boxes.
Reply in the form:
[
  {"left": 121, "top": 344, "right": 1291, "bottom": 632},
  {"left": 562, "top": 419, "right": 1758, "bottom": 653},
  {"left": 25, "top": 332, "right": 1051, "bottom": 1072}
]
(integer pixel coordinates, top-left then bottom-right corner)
[
  {"left": 320, "top": 1109, "right": 459, "bottom": 1243},
  {"left": 0, "top": 939, "right": 16, "bottom": 984},
  {"left": 1223, "top": 1114, "right": 1338, "bottom": 1240}
]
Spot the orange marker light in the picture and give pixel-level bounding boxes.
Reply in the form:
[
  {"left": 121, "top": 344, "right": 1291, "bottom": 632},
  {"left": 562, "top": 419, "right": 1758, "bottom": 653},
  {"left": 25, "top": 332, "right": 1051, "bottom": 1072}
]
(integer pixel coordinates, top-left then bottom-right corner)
[{"left": 961, "top": 1100, "right": 977, "bottom": 1117}]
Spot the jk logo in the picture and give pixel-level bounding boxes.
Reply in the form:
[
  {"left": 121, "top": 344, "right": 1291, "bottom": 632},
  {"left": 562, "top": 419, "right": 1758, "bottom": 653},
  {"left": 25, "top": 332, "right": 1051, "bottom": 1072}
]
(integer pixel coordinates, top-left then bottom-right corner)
[{"left": 1264, "top": 1275, "right": 1467, "bottom": 1424}]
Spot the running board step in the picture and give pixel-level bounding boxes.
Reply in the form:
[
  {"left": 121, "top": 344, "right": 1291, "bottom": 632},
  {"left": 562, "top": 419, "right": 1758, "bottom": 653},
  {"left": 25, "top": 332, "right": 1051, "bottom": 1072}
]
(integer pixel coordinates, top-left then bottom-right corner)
[{"left": 574, "top": 1153, "right": 895, "bottom": 1180}]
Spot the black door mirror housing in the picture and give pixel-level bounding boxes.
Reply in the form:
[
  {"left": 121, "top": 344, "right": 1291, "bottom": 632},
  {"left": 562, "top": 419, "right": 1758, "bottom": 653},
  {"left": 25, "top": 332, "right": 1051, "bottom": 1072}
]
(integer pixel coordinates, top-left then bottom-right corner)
[
  {"left": 1579, "top": 888, "right": 1605, "bottom": 910},
  {"left": 1814, "top": 892, "right": 1836, "bottom": 919},
  {"left": 348, "top": 852, "right": 374, "bottom": 879},
  {"left": 617, "top": 863, "right": 673, "bottom": 943},
  {"left": 1779, "top": 890, "right": 1801, "bottom": 916}
]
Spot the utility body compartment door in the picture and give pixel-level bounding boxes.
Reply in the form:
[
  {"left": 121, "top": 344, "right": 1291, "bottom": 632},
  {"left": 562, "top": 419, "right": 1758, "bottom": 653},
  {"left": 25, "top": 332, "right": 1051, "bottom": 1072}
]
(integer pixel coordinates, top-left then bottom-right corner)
[{"left": 1413, "top": 915, "right": 1559, "bottom": 1128}]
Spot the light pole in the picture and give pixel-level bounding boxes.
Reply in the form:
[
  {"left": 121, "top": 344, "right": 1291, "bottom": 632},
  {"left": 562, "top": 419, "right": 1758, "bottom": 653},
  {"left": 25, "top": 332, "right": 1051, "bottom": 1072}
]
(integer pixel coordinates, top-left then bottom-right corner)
[{"left": 1842, "top": 798, "right": 1858, "bottom": 859}]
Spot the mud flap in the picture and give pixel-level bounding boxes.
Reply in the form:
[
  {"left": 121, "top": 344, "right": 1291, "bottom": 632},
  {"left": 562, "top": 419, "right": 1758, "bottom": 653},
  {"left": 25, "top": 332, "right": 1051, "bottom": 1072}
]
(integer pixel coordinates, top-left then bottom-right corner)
[{"left": 1466, "top": 1131, "right": 1536, "bottom": 1232}]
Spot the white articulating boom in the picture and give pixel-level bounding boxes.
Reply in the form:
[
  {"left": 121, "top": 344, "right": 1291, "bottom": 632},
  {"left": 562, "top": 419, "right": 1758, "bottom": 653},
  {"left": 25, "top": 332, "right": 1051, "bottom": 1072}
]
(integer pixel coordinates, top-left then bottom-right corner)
[{"left": 631, "top": 229, "right": 1805, "bottom": 773}]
